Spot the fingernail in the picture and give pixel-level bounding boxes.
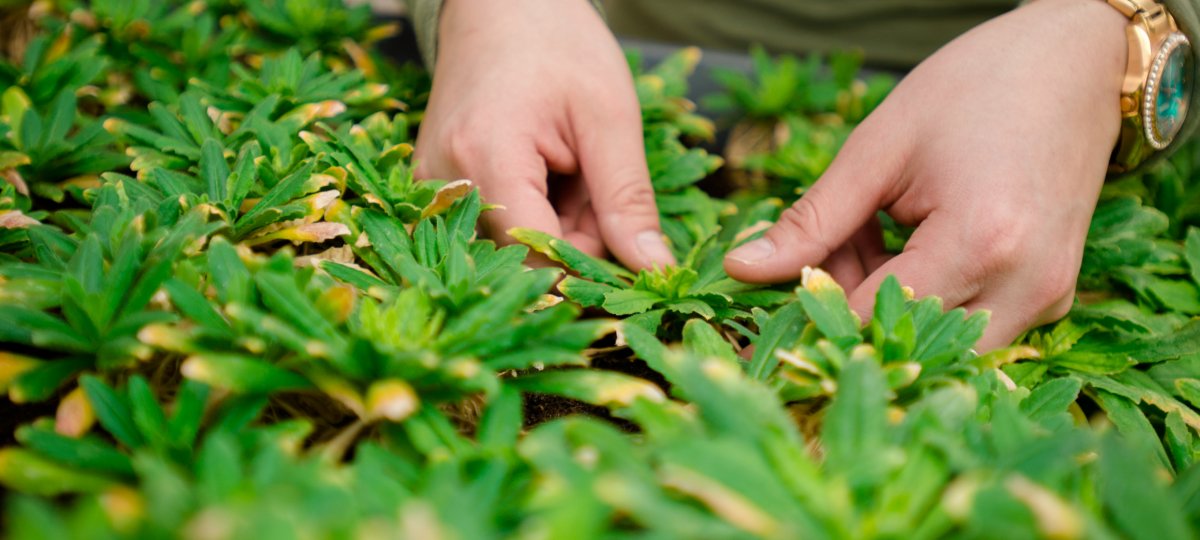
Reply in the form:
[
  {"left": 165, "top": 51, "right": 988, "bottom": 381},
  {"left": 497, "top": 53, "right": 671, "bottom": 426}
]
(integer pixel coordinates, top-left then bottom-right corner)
[
  {"left": 728, "top": 238, "right": 775, "bottom": 264},
  {"left": 636, "top": 231, "right": 676, "bottom": 266}
]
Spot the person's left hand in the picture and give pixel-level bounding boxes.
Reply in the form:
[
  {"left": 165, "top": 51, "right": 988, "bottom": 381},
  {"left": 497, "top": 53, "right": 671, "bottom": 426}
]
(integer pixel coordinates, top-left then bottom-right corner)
[{"left": 724, "top": 0, "right": 1128, "bottom": 350}]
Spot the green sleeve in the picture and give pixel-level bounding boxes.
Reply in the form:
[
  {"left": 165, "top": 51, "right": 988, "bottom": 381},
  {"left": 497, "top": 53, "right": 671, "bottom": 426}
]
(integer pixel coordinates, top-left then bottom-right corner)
[
  {"left": 404, "top": 0, "right": 442, "bottom": 71},
  {"left": 403, "top": 0, "right": 604, "bottom": 71}
]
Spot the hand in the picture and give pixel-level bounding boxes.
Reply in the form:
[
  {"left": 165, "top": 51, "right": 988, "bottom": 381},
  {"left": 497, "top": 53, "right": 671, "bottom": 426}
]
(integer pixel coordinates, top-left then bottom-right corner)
[
  {"left": 724, "top": 0, "right": 1127, "bottom": 349},
  {"left": 413, "top": 0, "right": 675, "bottom": 270}
]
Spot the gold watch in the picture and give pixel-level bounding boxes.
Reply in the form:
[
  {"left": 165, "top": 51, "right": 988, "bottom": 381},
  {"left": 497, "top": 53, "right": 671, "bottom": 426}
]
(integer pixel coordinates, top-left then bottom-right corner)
[{"left": 1106, "top": 0, "right": 1193, "bottom": 173}]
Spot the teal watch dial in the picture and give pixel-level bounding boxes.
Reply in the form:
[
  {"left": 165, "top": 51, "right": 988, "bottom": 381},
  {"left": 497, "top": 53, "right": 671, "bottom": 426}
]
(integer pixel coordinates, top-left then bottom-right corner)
[{"left": 1146, "top": 32, "right": 1193, "bottom": 149}]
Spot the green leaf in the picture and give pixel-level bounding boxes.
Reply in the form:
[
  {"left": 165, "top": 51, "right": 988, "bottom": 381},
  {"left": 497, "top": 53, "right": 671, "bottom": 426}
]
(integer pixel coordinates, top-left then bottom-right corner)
[
  {"left": 625, "top": 308, "right": 666, "bottom": 336},
  {"left": 235, "top": 159, "right": 315, "bottom": 233},
  {"left": 19, "top": 109, "right": 42, "bottom": 153},
  {"left": 663, "top": 297, "right": 717, "bottom": 319},
  {"left": 873, "top": 275, "right": 906, "bottom": 333},
  {"left": 6, "top": 496, "right": 73, "bottom": 539},
  {"left": 196, "top": 431, "right": 242, "bottom": 501},
  {"left": 358, "top": 208, "right": 442, "bottom": 292},
  {"left": 127, "top": 375, "right": 171, "bottom": 452},
  {"left": 446, "top": 190, "right": 483, "bottom": 242},
  {"left": 80, "top": 375, "right": 144, "bottom": 450},
  {"left": 682, "top": 319, "right": 738, "bottom": 364},
  {"left": 911, "top": 306, "right": 988, "bottom": 368},
  {"left": 1165, "top": 410, "right": 1194, "bottom": 473},
  {"left": 1173, "top": 459, "right": 1200, "bottom": 523},
  {"left": 169, "top": 380, "right": 210, "bottom": 448},
  {"left": 1176, "top": 378, "right": 1200, "bottom": 409},
  {"left": 1187, "top": 227, "right": 1200, "bottom": 287},
  {"left": 255, "top": 270, "right": 339, "bottom": 343},
  {"left": 228, "top": 141, "right": 261, "bottom": 214},
  {"left": 603, "top": 289, "right": 663, "bottom": 316},
  {"left": 181, "top": 353, "right": 313, "bottom": 394},
  {"left": 821, "top": 355, "right": 888, "bottom": 487},
  {"left": 179, "top": 91, "right": 217, "bottom": 145},
  {"left": 1093, "top": 390, "right": 1170, "bottom": 470},
  {"left": 0, "top": 306, "right": 91, "bottom": 353},
  {"left": 1099, "top": 432, "right": 1190, "bottom": 540},
  {"left": 148, "top": 101, "right": 192, "bottom": 147},
  {"left": 41, "top": 90, "right": 75, "bottom": 149},
  {"left": 2, "top": 87, "right": 31, "bottom": 145},
  {"left": 478, "top": 386, "right": 522, "bottom": 449},
  {"left": 15, "top": 426, "right": 135, "bottom": 478},
  {"left": 447, "top": 286, "right": 573, "bottom": 366},
  {"left": 0, "top": 448, "right": 114, "bottom": 496},
  {"left": 206, "top": 237, "right": 253, "bottom": 305},
  {"left": 1078, "top": 370, "right": 1200, "bottom": 445},
  {"left": 321, "top": 260, "right": 389, "bottom": 290},
  {"left": 797, "top": 280, "right": 860, "bottom": 343},
  {"left": 1019, "top": 377, "right": 1081, "bottom": 425},
  {"left": 9, "top": 358, "right": 89, "bottom": 404},
  {"left": 749, "top": 302, "right": 806, "bottom": 379},
  {"left": 557, "top": 276, "right": 618, "bottom": 307},
  {"left": 404, "top": 407, "right": 473, "bottom": 457},
  {"left": 1149, "top": 356, "right": 1200, "bottom": 390},
  {"left": 1050, "top": 351, "right": 1138, "bottom": 375},
  {"left": 1145, "top": 277, "right": 1200, "bottom": 314},
  {"left": 119, "top": 212, "right": 205, "bottom": 319},
  {"left": 510, "top": 228, "right": 628, "bottom": 287},
  {"left": 164, "top": 278, "right": 229, "bottom": 335},
  {"left": 622, "top": 320, "right": 675, "bottom": 381},
  {"left": 200, "top": 138, "right": 230, "bottom": 203}
]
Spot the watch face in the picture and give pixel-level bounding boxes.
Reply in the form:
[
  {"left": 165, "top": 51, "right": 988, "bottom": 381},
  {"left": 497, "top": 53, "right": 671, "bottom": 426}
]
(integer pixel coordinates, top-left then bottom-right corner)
[{"left": 1147, "top": 33, "right": 1193, "bottom": 149}]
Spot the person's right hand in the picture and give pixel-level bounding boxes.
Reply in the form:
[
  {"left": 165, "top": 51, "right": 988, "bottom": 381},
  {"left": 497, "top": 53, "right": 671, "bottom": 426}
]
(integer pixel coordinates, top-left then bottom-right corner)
[{"left": 413, "top": 0, "right": 676, "bottom": 270}]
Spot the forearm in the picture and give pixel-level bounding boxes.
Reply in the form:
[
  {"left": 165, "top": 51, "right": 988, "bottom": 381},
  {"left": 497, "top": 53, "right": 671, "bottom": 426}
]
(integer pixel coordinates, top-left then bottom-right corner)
[{"left": 404, "top": 0, "right": 604, "bottom": 71}]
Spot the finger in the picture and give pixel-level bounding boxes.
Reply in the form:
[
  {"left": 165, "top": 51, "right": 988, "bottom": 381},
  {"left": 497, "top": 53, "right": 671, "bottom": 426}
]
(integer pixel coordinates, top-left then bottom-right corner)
[
  {"left": 845, "top": 215, "right": 984, "bottom": 319},
  {"left": 964, "top": 281, "right": 1074, "bottom": 352},
  {"left": 564, "top": 205, "right": 606, "bottom": 258},
  {"left": 824, "top": 218, "right": 891, "bottom": 289},
  {"left": 724, "top": 127, "right": 907, "bottom": 283},
  {"left": 473, "top": 153, "right": 564, "bottom": 245},
  {"left": 550, "top": 174, "right": 590, "bottom": 232},
  {"left": 854, "top": 217, "right": 892, "bottom": 274},
  {"left": 553, "top": 177, "right": 606, "bottom": 257},
  {"left": 824, "top": 243, "right": 867, "bottom": 291},
  {"left": 573, "top": 101, "right": 676, "bottom": 271},
  {"left": 576, "top": 203, "right": 601, "bottom": 240}
]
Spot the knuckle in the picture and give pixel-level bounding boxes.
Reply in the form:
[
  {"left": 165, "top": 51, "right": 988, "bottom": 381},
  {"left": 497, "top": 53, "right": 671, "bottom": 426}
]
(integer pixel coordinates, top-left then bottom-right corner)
[
  {"left": 1044, "top": 295, "right": 1074, "bottom": 322},
  {"left": 773, "top": 195, "right": 836, "bottom": 257},
  {"left": 967, "top": 218, "right": 1023, "bottom": 277},
  {"left": 574, "top": 79, "right": 642, "bottom": 124},
  {"left": 442, "top": 128, "right": 480, "bottom": 166},
  {"left": 603, "top": 175, "right": 657, "bottom": 212},
  {"left": 1034, "top": 264, "right": 1078, "bottom": 312}
]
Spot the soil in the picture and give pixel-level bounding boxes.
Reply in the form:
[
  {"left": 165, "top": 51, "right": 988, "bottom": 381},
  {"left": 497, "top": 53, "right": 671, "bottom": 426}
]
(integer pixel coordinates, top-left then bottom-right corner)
[{"left": 521, "top": 346, "right": 670, "bottom": 432}]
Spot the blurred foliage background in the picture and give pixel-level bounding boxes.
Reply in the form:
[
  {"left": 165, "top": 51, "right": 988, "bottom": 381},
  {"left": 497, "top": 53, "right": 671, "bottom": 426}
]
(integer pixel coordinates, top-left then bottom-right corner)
[{"left": 0, "top": 1, "right": 1197, "bottom": 539}]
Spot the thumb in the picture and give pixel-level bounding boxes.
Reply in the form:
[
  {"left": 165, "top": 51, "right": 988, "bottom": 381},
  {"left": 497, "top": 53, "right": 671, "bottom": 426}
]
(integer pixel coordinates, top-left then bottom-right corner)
[
  {"left": 724, "top": 131, "right": 904, "bottom": 283},
  {"left": 577, "top": 106, "right": 676, "bottom": 271}
]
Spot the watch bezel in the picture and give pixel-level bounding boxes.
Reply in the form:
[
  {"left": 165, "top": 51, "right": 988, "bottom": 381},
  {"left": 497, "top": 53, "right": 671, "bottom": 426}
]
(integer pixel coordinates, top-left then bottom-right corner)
[{"left": 1143, "top": 32, "right": 1192, "bottom": 149}]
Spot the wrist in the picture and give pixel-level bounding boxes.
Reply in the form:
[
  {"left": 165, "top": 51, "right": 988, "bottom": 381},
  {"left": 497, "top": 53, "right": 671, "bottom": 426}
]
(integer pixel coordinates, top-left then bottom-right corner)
[{"left": 1095, "top": 0, "right": 1195, "bottom": 171}]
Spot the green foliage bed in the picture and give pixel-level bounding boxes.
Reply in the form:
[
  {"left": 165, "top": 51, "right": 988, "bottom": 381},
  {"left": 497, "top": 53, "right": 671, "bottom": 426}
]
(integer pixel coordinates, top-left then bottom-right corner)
[{"left": 1, "top": 1, "right": 1199, "bottom": 538}]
